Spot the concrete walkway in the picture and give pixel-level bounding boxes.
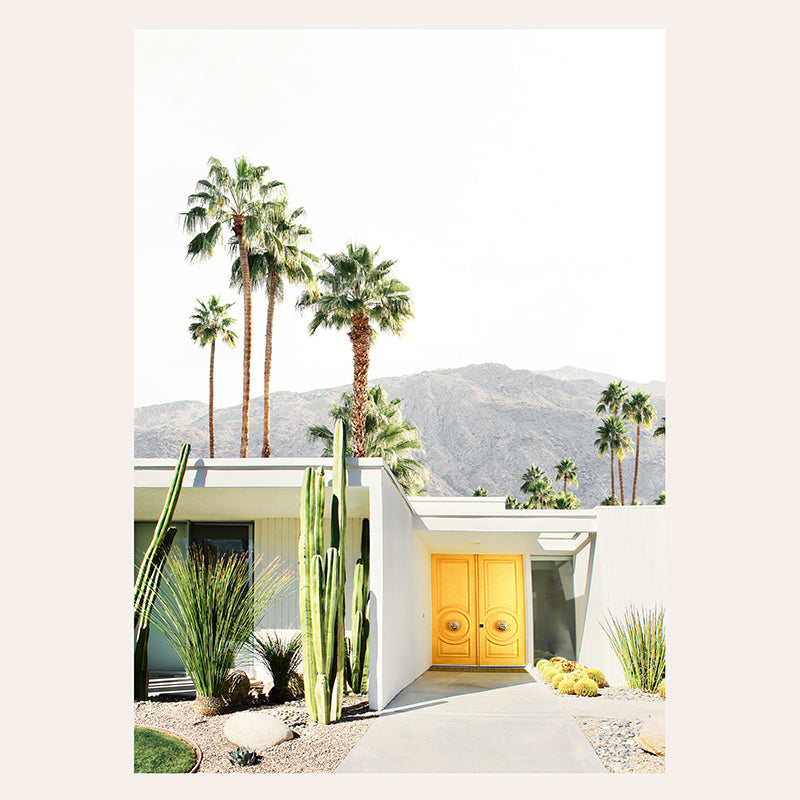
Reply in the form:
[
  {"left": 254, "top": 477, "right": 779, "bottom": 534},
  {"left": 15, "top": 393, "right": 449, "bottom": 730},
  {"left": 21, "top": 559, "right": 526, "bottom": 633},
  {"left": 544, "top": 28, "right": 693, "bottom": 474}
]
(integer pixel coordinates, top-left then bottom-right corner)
[{"left": 336, "top": 670, "right": 607, "bottom": 773}]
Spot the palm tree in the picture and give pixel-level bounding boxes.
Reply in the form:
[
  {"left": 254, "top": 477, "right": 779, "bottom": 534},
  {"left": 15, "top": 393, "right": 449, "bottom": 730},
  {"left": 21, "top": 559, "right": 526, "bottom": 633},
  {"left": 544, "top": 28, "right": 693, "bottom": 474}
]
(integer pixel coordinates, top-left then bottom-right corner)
[
  {"left": 473, "top": 487, "right": 489, "bottom": 497},
  {"left": 654, "top": 491, "right": 665, "bottom": 505},
  {"left": 188, "top": 296, "right": 237, "bottom": 458},
  {"left": 552, "top": 492, "right": 582, "bottom": 509},
  {"left": 595, "top": 416, "right": 632, "bottom": 503},
  {"left": 183, "top": 156, "right": 282, "bottom": 456},
  {"left": 520, "top": 465, "right": 548, "bottom": 495},
  {"left": 297, "top": 243, "right": 413, "bottom": 457},
  {"left": 596, "top": 380, "right": 629, "bottom": 504},
  {"left": 231, "top": 197, "right": 317, "bottom": 458},
  {"left": 623, "top": 391, "right": 657, "bottom": 504},
  {"left": 308, "top": 386, "right": 428, "bottom": 494},
  {"left": 653, "top": 417, "right": 666, "bottom": 438},
  {"left": 554, "top": 458, "right": 579, "bottom": 496}
]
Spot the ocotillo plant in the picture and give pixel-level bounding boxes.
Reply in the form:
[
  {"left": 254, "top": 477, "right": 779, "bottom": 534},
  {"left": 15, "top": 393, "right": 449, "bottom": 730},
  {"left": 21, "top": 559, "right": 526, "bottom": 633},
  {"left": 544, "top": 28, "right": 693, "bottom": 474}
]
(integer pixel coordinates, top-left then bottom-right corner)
[
  {"left": 349, "top": 518, "right": 370, "bottom": 694},
  {"left": 299, "top": 420, "right": 347, "bottom": 724},
  {"left": 133, "top": 442, "right": 191, "bottom": 700}
]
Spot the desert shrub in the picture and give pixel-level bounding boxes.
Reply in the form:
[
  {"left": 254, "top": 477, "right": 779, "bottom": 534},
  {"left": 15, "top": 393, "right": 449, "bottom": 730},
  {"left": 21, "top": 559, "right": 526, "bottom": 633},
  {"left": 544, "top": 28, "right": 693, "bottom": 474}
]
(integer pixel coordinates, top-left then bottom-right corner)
[
  {"left": 249, "top": 631, "right": 303, "bottom": 704},
  {"left": 573, "top": 677, "right": 599, "bottom": 696},
  {"left": 658, "top": 679, "right": 666, "bottom": 698},
  {"left": 601, "top": 605, "right": 666, "bottom": 692},
  {"left": 151, "top": 548, "right": 292, "bottom": 700}
]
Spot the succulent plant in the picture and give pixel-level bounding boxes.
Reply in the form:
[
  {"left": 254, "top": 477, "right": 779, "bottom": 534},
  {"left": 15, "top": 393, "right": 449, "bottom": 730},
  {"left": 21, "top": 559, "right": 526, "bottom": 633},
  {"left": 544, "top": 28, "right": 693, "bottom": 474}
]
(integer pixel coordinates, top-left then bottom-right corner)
[
  {"left": 573, "top": 677, "right": 599, "bottom": 696},
  {"left": 228, "top": 747, "right": 260, "bottom": 766},
  {"left": 540, "top": 667, "right": 557, "bottom": 682},
  {"left": 551, "top": 672, "right": 568, "bottom": 689},
  {"left": 535, "top": 659, "right": 550, "bottom": 672},
  {"left": 558, "top": 675, "right": 578, "bottom": 694},
  {"left": 584, "top": 668, "right": 606, "bottom": 687},
  {"left": 658, "top": 679, "right": 666, "bottom": 698}
]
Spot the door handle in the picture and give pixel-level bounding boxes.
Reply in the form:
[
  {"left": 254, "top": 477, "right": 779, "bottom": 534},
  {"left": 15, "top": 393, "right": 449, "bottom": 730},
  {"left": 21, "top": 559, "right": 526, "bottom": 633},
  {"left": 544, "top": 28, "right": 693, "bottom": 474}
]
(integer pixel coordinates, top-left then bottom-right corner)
[{"left": 479, "top": 623, "right": 484, "bottom": 627}]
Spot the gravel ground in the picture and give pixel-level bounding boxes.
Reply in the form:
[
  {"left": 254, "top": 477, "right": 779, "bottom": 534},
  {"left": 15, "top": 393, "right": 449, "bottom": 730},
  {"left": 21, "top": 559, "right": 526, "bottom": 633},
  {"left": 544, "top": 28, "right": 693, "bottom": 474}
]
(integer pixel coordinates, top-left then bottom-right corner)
[
  {"left": 135, "top": 681, "right": 665, "bottom": 774},
  {"left": 530, "top": 672, "right": 665, "bottom": 773},
  {"left": 134, "top": 693, "right": 377, "bottom": 773}
]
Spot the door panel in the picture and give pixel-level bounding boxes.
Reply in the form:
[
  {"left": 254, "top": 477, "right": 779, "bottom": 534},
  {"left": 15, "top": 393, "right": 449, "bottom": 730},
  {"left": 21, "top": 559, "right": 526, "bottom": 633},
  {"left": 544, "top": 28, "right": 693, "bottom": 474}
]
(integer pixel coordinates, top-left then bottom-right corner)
[
  {"left": 431, "top": 553, "right": 526, "bottom": 666},
  {"left": 478, "top": 555, "right": 526, "bottom": 666},
  {"left": 431, "top": 554, "right": 477, "bottom": 665}
]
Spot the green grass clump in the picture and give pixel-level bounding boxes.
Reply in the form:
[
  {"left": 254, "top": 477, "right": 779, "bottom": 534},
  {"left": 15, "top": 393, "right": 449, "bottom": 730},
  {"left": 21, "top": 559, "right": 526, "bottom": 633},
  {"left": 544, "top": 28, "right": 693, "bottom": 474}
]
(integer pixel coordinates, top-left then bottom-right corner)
[
  {"left": 658, "top": 679, "right": 666, "bottom": 698},
  {"left": 601, "top": 605, "right": 666, "bottom": 692},
  {"left": 573, "top": 677, "right": 599, "bottom": 696},
  {"left": 134, "top": 727, "right": 196, "bottom": 773},
  {"left": 249, "top": 631, "right": 303, "bottom": 704}
]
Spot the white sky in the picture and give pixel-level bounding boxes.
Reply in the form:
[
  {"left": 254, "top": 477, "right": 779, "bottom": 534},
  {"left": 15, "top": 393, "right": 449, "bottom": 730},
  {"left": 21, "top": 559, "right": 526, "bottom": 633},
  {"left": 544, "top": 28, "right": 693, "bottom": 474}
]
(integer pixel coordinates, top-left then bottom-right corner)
[{"left": 134, "top": 29, "right": 664, "bottom": 409}]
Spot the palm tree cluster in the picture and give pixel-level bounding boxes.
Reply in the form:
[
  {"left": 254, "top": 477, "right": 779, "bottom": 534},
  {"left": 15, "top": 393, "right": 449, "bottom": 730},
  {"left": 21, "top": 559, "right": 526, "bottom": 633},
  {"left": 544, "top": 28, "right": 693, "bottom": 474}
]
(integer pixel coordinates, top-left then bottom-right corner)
[
  {"left": 594, "top": 381, "right": 661, "bottom": 504},
  {"left": 308, "top": 385, "right": 428, "bottom": 495},
  {"left": 504, "top": 458, "right": 581, "bottom": 509},
  {"left": 182, "top": 157, "right": 416, "bottom": 463}
]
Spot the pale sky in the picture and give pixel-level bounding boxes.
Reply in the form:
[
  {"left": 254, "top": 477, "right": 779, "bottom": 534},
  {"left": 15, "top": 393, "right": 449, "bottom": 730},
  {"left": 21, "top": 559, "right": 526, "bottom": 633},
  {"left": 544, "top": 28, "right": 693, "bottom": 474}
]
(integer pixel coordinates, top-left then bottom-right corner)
[{"left": 134, "top": 29, "right": 664, "bottom": 409}]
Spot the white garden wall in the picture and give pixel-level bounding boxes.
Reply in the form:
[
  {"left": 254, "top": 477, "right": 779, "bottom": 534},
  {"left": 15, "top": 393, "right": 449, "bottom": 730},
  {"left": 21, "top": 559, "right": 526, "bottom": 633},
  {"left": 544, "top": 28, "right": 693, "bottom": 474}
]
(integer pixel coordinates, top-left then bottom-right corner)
[{"left": 576, "top": 506, "right": 666, "bottom": 687}]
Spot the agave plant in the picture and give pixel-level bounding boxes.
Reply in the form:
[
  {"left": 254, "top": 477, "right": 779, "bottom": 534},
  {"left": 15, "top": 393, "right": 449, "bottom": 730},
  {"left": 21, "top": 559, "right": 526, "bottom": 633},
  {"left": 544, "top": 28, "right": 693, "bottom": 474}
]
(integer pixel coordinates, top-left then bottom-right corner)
[
  {"left": 601, "top": 605, "right": 666, "bottom": 692},
  {"left": 150, "top": 547, "right": 293, "bottom": 710},
  {"left": 228, "top": 747, "right": 260, "bottom": 766},
  {"left": 249, "top": 631, "right": 303, "bottom": 704}
]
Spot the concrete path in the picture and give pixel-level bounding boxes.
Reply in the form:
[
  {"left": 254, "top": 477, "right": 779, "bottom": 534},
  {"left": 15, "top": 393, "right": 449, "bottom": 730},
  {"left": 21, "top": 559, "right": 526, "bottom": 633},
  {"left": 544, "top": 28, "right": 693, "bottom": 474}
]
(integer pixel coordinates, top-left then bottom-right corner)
[{"left": 336, "top": 670, "right": 607, "bottom": 773}]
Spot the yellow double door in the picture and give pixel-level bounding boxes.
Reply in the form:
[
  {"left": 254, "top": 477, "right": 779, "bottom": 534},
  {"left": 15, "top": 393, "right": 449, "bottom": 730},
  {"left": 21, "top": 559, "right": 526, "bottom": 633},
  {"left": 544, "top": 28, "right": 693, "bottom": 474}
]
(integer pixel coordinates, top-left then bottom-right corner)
[{"left": 431, "top": 554, "right": 526, "bottom": 666}]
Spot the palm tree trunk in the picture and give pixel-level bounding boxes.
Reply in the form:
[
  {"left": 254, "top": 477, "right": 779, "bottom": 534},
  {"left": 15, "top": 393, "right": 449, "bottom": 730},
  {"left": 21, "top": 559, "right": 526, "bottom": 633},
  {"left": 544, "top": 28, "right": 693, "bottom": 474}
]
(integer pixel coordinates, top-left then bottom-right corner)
[
  {"left": 563, "top": 477, "right": 567, "bottom": 495},
  {"left": 261, "top": 272, "right": 279, "bottom": 458},
  {"left": 618, "top": 455, "right": 625, "bottom": 505},
  {"left": 610, "top": 448, "right": 616, "bottom": 502},
  {"left": 209, "top": 338, "right": 216, "bottom": 458},
  {"left": 632, "top": 425, "right": 641, "bottom": 504},
  {"left": 233, "top": 218, "right": 251, "bottom": 457},
  {"left": 348, "top": 311, "right": 370, "bottom": 458}
]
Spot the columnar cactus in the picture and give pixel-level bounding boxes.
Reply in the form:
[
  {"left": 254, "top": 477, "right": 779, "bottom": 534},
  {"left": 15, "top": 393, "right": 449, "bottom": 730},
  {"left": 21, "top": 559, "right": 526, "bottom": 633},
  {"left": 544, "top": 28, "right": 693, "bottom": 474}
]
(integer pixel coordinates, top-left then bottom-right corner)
[
  {"left": 133, "top": 442, "right": 191, "bottom": 700},
  {"left": 299, "top": 420, "right": 348, "bottom": 724},
  {"left": 349, "top": 518, "right": 370, "bottom": 694}
]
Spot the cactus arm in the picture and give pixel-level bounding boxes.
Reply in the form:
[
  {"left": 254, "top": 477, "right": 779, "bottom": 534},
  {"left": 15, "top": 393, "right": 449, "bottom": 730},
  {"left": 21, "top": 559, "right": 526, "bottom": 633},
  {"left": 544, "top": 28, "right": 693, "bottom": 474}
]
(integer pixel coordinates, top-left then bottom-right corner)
[
  {"left": 299, "top": 467, "right": 318, "bottom": 719},
  {"left": 134, "top": 443, "right": 191, "bottom": 619}
]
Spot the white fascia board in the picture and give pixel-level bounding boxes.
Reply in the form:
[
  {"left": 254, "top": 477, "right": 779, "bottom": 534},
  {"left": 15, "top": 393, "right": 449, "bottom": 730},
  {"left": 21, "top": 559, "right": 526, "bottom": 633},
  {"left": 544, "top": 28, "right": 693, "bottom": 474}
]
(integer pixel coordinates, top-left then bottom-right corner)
[{"left": 413, "top": 512, "right": 597, "bottom": 534}]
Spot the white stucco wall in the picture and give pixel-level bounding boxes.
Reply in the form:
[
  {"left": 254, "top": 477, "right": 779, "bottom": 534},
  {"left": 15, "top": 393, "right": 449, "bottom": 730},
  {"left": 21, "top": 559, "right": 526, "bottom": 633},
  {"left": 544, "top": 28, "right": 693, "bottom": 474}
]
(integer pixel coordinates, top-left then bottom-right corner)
[
  {"left": 368, "top": 471, "right": 430, "bottom": 710},
  {"left": 576, "top": 506, "right": 666, "bottom": 687}
]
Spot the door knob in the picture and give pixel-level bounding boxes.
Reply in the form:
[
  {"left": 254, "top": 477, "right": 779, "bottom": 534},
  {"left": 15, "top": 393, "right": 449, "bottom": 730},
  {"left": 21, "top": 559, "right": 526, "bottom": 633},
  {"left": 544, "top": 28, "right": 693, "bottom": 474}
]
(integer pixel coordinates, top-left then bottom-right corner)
[{"left": 479, "top": 623, "right": 484, "bottom": 628}]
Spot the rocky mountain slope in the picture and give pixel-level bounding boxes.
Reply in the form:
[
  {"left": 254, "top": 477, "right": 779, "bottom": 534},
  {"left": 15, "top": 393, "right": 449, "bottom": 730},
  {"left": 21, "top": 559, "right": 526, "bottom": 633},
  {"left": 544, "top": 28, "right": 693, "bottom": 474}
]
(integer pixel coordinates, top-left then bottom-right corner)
[{"left": 135, "top": 363, "right": 665, "bottom": 507}]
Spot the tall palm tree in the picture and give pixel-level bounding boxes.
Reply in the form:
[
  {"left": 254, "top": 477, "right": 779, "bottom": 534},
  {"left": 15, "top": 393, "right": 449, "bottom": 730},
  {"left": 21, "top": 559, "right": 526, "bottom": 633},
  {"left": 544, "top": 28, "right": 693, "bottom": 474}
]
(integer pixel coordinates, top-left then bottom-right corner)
[
  {"left": 554, "top": 458, "right": 579, "bottom": 496},
  {"left": 188, "top": 296, "right": 237, "bottom": 458},
  {"left": 297, "top": 243, "right": 413, "bottom": 457},
  {"left": 595, "top": 416, "right": 633, "bottom": 504},
  {"left": 653, "top": 417, "right": 666, "bottom": 438},
  {"left": 596, "top": 380, "right": 629, "bottom": 505},
  {"left": 231, "top": 198, "right": 318, "bottom": 457},
  {"left": 183, "top": 156, "right": 282, "bottom": 456},
  {"left": 308, "top": 386, "right": 428, "bottom": 495},
  {"left": 623, "top": 391, "right": 657, "bottom": 504}
]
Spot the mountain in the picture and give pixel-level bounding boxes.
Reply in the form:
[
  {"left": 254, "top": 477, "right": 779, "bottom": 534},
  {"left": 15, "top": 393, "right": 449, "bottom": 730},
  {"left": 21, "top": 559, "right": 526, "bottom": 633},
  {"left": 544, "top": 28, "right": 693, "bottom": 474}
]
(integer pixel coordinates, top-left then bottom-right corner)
[{"left": 134, "top": 363, "right": 665, "bottom": 507}]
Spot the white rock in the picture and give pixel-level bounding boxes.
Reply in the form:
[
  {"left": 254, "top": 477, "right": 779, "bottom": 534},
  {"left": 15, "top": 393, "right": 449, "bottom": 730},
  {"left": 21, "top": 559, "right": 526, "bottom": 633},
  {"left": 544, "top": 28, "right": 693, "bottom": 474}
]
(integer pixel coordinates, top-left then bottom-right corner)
[{"left": 224, "top": 711, "right": 293, "bottom": 750}]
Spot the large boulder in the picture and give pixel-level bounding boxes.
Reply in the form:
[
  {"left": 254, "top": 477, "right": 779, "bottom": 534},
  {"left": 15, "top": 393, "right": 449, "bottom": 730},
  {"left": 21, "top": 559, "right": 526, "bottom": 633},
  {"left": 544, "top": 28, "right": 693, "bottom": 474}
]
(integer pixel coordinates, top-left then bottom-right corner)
[
  {"left": 224, "top": 711, "right": 293, "bottom": 751},
  {"left": 222, "top": 670, "right": 251, "bottom": 707},
  {"left": 636, "top": 713, "right": 665, "bottom": 756}
]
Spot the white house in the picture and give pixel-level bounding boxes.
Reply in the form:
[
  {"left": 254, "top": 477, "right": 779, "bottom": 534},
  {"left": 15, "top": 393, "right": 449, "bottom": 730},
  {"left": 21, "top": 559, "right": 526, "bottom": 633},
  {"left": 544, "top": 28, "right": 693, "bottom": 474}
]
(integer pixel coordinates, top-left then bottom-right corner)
[{"left": 134, "top": 456, "right": 665, "bottom": 710}]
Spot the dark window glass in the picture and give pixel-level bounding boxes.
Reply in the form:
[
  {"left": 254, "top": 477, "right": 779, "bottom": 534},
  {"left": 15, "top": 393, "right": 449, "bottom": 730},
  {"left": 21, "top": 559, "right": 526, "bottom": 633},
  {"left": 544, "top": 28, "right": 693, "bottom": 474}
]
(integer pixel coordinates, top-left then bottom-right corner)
[{"left": 531, "top": 559, "right": 576, "bottom": 661}]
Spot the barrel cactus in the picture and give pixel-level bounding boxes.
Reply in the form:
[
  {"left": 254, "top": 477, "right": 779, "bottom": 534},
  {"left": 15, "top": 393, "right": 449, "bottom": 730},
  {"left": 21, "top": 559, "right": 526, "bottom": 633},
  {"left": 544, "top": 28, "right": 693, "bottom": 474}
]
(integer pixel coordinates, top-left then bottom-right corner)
[
  {"left": 573, "top": 677, "right": 599, "bottom": 696},
  {"left": 541, "top": 666, "right": 558, "bottom": 682},
  {"left": 551, "top": 672, "right": 568, "bottom": 689},
  {"left": 584, "top": 668, "right": 607, "bottom": 687},
  {"left": 558, "top": 675, "right": 578, "bottom": 694},
  {"left": 535, "top": 659, "right": 550, "bottom": 672}
]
